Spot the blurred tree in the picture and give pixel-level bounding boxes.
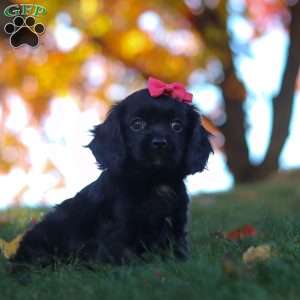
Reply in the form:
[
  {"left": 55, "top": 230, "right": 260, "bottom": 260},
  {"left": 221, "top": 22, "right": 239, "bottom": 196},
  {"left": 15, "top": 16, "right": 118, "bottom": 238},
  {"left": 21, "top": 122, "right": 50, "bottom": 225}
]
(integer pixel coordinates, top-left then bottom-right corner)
[
  {"left": 186, "top": 0, "right": 300, "bottom": 182},
  {"left": 0, "top": 0, "right": 299, "bottom": 188}
]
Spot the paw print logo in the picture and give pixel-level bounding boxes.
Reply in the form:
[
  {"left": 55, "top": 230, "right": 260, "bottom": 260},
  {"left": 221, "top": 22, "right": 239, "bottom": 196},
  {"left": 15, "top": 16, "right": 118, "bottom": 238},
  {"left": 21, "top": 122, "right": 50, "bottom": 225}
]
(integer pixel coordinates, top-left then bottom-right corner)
[{"left": 4, "top": 16, "right": 45, "bottom": 48}]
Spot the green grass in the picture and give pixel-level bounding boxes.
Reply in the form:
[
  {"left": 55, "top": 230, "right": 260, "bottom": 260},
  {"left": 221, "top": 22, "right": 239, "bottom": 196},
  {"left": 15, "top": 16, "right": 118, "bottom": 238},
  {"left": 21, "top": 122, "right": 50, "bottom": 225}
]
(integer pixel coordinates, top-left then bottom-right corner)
[{"left": 1, "top": 171, "right": 300, "bottom": 300}]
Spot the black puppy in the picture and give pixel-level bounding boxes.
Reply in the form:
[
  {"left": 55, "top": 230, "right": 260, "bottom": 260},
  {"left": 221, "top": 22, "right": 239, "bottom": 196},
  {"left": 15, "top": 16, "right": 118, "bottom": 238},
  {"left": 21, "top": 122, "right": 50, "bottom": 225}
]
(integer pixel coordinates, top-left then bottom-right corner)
[{"left": 11, "top": 87, "right": 212, "bottom": 267}]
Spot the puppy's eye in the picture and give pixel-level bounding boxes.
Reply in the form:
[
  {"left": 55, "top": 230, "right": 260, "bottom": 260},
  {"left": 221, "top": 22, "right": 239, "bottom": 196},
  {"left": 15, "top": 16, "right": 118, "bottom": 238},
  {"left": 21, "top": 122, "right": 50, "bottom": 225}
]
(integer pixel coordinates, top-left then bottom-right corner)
[
  {"left": 171, "top": 120, "right": 183, "bottom": 132},
  {"left": 130, "top": 118, "right": 146, "bottom": 131}
]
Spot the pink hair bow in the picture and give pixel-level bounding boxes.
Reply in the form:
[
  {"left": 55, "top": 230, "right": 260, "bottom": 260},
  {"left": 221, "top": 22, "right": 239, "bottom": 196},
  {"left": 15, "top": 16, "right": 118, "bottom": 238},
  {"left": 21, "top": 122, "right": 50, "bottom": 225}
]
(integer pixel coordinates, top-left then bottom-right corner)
[{"left": 147, "top": 77, "right": 193, "bottom": 104}]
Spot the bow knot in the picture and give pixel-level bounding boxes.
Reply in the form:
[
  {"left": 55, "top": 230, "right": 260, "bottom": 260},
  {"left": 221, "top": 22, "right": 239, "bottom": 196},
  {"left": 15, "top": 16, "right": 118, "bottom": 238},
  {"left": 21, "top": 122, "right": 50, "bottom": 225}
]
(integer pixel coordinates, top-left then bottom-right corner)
[{"left": 147, "top": 77, "right": 193, "bottom": 104}]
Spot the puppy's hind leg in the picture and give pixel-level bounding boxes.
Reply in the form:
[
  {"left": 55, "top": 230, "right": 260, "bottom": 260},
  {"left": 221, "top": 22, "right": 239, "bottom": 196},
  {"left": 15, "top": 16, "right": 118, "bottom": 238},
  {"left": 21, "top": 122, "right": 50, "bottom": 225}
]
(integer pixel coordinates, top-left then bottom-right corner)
[{"left": 9, "top": 225, "right": 54, "bottom": 269}]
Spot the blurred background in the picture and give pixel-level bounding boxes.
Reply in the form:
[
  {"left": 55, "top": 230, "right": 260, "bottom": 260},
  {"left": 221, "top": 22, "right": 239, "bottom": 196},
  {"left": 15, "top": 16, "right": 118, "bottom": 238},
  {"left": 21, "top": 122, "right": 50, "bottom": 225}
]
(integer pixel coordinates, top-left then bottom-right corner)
[{"left": 0, "top": 0, "right": 299, "bottom": 209}]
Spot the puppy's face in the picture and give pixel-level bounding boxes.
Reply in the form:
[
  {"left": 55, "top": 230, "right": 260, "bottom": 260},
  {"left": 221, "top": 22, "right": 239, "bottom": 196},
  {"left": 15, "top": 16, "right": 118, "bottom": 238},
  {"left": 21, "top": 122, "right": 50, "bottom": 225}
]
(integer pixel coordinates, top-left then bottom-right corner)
[
  {"left": 89, "top": 89, "right": 212, "bottom": 177},
  {"left": 122, "top": 91, "right": 190, "bottom": 172}
]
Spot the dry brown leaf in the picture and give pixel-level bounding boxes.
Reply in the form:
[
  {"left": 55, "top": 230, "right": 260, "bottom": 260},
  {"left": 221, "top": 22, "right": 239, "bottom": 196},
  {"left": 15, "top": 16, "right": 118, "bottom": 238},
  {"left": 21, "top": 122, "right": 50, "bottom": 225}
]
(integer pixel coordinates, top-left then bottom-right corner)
[
  {"left": 0, "top": 233, "right": 25, "bottom": 259},
  {"left": 242, "top": 244, "right": 271, "bottom": 264}
]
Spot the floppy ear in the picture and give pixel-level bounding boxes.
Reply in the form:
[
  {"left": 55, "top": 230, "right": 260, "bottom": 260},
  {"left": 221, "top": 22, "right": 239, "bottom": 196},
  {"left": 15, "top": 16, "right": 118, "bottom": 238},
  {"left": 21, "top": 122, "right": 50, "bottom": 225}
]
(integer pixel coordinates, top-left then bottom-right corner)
[
  {"left": 183, "top": 113, "right": 213, "bottom": 176},
  {"left": 88, "top": 104, "right": 126, "bottom": 173}
]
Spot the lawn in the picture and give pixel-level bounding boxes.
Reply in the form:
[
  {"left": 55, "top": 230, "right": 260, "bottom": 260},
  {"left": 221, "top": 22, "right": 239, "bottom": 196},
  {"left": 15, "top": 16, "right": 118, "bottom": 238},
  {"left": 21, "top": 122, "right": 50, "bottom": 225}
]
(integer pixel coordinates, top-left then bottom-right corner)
[{"left": 0, "top": 171, "right": 300, "bottom": 300}]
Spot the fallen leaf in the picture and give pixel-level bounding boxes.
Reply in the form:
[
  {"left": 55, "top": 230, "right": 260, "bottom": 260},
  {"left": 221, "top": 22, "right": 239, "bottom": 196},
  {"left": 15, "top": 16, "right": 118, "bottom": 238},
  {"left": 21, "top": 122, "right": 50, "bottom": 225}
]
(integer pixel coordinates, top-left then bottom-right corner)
[
  {"left": 226, "top": 224, "right": 257, "bottom": 240},
  {"left": 242, "top": 244, "right": 271, "bottom": 263},
  {"left": 0, "top": 233, "right": 25, "bottom": 259}
]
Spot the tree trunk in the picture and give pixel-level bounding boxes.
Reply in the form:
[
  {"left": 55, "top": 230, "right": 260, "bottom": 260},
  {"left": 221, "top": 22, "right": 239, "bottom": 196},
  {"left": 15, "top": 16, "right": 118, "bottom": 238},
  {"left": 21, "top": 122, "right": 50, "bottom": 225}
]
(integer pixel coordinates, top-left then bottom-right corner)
[
  {"left": 191, "top": 4, "right": 254, "bottom": 182},
  {"left": 192, "top": 1, "right": 300, "bottom": 183},
  {"left": 219, "top": 64, "right": 253, "bottom": 182},
  {"left": 258, "top": 1, "right": 300, "bottom": 176}
]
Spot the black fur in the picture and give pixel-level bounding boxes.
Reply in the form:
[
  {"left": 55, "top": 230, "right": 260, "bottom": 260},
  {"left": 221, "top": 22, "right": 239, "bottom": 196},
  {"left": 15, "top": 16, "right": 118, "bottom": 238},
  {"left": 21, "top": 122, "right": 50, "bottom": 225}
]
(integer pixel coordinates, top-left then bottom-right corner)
[{"left": 11, "top": 89, "right": 213, "bottom": 267}]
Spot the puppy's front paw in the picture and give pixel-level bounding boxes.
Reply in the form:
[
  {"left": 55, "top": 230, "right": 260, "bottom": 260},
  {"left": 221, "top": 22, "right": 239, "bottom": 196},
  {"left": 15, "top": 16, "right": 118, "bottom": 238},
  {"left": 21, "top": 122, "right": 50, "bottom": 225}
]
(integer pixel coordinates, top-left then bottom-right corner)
[
  {"left": 174, "top": 248, "right": 189, "bottom": 261},
  {"left": 173, "top": 238, "right": 189, "bottom": 261}
]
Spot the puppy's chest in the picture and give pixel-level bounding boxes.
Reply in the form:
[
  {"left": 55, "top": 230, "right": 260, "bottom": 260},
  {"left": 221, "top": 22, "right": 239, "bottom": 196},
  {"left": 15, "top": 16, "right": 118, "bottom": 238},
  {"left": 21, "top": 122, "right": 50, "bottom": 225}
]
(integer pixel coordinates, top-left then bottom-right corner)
[{"left": 133, "top": 185, "right": 177, "bottom": 225}]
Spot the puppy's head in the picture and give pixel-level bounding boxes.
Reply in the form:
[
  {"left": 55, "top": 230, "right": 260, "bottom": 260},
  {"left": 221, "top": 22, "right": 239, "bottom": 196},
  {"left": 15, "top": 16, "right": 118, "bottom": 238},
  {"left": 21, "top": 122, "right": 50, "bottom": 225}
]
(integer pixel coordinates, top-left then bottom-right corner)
[{"left": 88, "top": 89, "right": 213, "bottom": 177}]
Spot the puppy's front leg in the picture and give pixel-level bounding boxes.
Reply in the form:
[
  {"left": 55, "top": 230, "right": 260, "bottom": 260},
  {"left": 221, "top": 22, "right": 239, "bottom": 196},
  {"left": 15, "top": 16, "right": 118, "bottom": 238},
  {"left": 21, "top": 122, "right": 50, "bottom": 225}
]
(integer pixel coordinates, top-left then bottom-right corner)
[
  {"left": 95, "top": 222, "right": 134, "bottom": 265},
  {"left": 171, "top": 201, "right": 189, "bottom": 261},
  {"left": 172, "top": 226, "right": 189, "bottom": 261}
]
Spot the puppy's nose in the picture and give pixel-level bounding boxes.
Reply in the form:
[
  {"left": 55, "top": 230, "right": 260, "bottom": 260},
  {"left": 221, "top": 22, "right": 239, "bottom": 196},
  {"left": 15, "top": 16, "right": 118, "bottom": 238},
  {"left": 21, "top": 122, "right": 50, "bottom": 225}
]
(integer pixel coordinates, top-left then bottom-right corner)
[{"left": 152, "top": 137, "right": 168, "bottom": 149}]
